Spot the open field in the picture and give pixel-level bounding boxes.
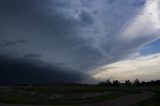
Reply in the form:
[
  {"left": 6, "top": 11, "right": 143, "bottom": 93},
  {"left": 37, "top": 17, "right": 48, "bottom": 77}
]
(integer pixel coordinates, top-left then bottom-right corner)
[
  {"left": 0, "top": 84, "right": 159, "bottom": 105},
  {"left": 131, "top": 86, "right": 160, "bottom": 106},
  {"left": 0, "top": 84, "right": 144, "bottom": 105},
  {"left": 0, "top": 91, "right": 155, "bottom": 106}
]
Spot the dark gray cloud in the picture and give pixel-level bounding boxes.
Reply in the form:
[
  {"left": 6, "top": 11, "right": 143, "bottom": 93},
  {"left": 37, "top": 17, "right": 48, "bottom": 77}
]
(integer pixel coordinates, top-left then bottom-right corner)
[
  {"left": 1, "top": 40, "right": 28, "bottom": 46},
  {"left": 131, "top": 0, "right": 146, "bottom": 7},
  {"left": 0, "top": 0, "right": 98, "bottom": 70},
  {"left": 0, "top": 56, "right": 90, "bottom": 85},
  {"left": 25, "top": 54, "right": 42, "bottom": 58},
  {"left": 0, "top": 0, "right": 159, "bottom": 83},
  {"left": 79, "top": 10, "right": 95, "bottom": 26},
  {"left": 106, "top": 0, "right": 117, "bottom": 4}
]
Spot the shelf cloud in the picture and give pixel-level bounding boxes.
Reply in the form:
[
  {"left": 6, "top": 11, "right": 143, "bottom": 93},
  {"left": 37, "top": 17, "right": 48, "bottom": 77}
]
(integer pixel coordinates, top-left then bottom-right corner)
[{"left": 0, "top": 0, "right": 159, "bottom": 83}]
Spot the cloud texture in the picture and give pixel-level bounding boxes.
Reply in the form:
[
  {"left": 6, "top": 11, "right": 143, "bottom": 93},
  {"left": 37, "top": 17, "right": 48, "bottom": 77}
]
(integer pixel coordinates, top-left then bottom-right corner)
[
  {"left": 92, "top": 53, "right": 160, "bottom": 82},
  {"left": 0, "top": 0, "right": 159, "bottom": 83}
]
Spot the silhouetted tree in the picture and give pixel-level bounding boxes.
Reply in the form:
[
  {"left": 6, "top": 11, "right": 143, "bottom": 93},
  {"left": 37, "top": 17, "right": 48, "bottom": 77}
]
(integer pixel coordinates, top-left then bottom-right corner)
[
  {"left": 98, "top": 80, "right": 112, "bottom": 87},
  {"left": 112, "top": 80, "right": 120, "bottom": 87},
  {"left": 141, "top": 81, "right": 146, "bottom": 86},
  {"left": 98, "top": 79, "right": 160, "bottom": 87},
  {"left": 125, "top": 80, "right": 132, "bottom": 86},
  {"left": 155, "top": 80, "right": 160, "bottom": 85},
  {"left": 134, "top": 79, "right": 140, "bottom": 86},
  {"left": 98, "top": 81, "right": 106, "bottom": 87},
  {"left": 105, "top": 80, "right": 112, "bottom": 87}
]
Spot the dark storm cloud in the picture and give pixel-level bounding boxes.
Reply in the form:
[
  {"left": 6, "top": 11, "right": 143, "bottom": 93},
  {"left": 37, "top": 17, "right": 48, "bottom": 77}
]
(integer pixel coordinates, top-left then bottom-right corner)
[
  {"left": 79, "top": 10, "right": 95, "bottom": 26},
  {"left": 2, "top": 40, "right": 28, "bottom": 46},
  {"left": 0, "top": 56, "right": 89, "bottom": 85},
  {"left": 25, "top": 54, "right": 42, "bottom": 58},
  {"left": 0, "top": 0, "right": 159, "bottom": 83},
  {"left": 0, "top": 0, "right": 148, "bottom": 67},
  {"left": 131, "top": 0, "right": 146, "bottom": 7},
  {"left": 106, "top": 0, "right": 117, "bottom": 4},
  {"left": 0, "top": 0, "right": 99, "bottom": 70}
]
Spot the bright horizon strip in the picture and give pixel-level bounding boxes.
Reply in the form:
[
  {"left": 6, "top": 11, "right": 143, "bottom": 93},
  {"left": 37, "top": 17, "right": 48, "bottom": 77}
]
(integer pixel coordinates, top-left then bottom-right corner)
[{"left": 90, "top": 53, "right": 160, "bottom": 82}]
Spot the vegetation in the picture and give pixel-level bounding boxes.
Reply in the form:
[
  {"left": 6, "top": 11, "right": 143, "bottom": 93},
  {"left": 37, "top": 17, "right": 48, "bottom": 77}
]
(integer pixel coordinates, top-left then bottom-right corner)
[
  {"left": 0, "top": 79, "right": 159, "bottom": 105},
  {"left": 131, "top": 86, "right": 160, "bottom": 106},
  {"left": 98, "top": 79, "right": 160, "bottom": 87},
  {"left": 98, "top": 79, "right": 160, "bottom": 106},
  {"left": 0, "top": 83, "right": 141, "bottom": 105}
]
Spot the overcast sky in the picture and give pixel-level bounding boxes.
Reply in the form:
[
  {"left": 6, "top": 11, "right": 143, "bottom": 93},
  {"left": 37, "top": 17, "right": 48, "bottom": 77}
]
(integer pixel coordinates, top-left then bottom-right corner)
[{"left": 0, "top": 0, "right": 160, "bottom": 84}]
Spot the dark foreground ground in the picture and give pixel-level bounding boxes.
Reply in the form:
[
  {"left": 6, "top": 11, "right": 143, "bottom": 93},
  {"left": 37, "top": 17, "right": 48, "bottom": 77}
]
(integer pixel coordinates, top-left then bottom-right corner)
[
  {"left": 0, "top": 84, "right": 159, "bottom": 106},
  {"left": 0, "top": 91, "right": 155, "bottom": 106}
]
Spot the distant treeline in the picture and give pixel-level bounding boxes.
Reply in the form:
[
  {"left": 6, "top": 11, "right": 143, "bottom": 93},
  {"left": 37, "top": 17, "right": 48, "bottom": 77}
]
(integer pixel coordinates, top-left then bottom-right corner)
[
  {"left": 3, "top": 79, "right": 160, "bottom": 87},
  {"left": 98, "top": 79, "right": 160, "bottom": 87},
  {"left": 12, "top": 82, "right": 95, "bottom": 87}
]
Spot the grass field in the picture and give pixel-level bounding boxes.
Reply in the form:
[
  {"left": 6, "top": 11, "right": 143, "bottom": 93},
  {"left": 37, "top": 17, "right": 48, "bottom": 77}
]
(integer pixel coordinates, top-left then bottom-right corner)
[
  {"left": 0, "top": 84, "right": 143, "bottom": 105},
  {"left": 131, "top": 86, "right": 160, "bottom": 106}
]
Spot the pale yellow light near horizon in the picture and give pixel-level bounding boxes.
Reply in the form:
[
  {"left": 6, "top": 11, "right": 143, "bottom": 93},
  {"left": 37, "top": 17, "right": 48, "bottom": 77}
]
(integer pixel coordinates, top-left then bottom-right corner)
[{"left": 91, "top": 53, "right": 160, "bottom": 82}]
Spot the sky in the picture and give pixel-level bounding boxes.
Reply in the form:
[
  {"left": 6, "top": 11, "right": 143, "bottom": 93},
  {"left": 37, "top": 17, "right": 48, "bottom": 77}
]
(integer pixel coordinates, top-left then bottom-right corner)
[{"left": 0, "top": 0, "right": 160, "bottom": 84}]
